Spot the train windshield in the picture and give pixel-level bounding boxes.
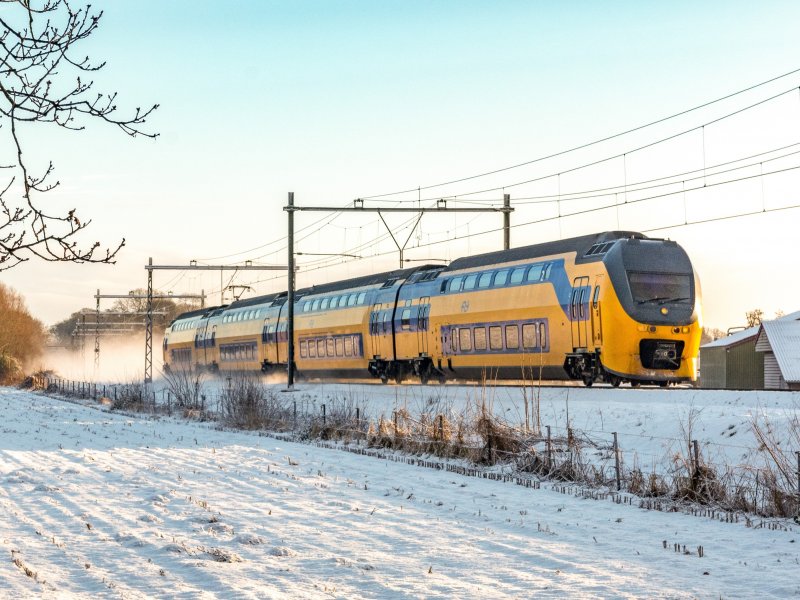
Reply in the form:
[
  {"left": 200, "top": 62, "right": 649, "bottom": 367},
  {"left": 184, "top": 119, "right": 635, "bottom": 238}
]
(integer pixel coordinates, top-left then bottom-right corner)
[{"left": 628, "top": 272, "right": 692, "bottom": 304}]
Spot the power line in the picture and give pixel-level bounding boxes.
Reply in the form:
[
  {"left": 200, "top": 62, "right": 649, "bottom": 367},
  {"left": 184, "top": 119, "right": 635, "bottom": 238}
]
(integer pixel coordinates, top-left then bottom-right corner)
[
  {"left": 430, "top": 141, "right": 800, "bottom": 206},
  {"left": 290, "top": 162, "right": 800, "bottom": 272},
  {"left": 360, "top": 67, "right": 800, "bottom": 200},
  {"left": 404, "top": 85, "right": 800, "bottom": 203}
]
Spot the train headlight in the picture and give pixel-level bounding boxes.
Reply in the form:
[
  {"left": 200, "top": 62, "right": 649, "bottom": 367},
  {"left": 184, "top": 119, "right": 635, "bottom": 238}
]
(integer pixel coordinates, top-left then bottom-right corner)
[{"left": 660, "top": 307, "right": 669, "bottom": 315}]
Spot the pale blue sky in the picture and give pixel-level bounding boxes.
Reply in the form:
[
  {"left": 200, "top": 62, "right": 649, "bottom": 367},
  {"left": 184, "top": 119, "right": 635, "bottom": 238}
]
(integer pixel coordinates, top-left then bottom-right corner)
[{"left": 6, "top": 1, "right": 800, "bottom": 329}]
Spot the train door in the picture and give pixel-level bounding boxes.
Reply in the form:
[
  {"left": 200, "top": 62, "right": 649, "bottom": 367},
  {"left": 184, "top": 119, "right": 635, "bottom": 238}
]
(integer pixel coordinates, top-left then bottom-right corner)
[
  {"left": 590, "top": 278, "right": 603, "bottom": 349},
  {"left": 261, "top": 317, "right": 274, "bottom": 365},
  {"left": 195, "top": 322, "right": 208, "bottom": 366},
  {"left": 570, "top": 276, "right": 590, "bottom": 349},
  {"left": 369, "top": 303, "right": 381, "bottom": 358},
  {"left": 417, "top": 296, "right": 430, "bottom": 356}
]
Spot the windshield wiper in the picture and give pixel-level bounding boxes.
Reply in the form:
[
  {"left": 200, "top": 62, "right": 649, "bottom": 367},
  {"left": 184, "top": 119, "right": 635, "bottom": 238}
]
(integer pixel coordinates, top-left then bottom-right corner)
[
  {"left": 637, "top": 296, "right": 691, "bottom": 305},
  {"left": 637, "top": 297, "right": 667, "bottom": 304}
]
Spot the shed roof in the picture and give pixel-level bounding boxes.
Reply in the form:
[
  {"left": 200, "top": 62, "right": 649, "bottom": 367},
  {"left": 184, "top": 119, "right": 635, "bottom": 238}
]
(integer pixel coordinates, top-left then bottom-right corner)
[
  {"left": 702, "top": 325, "right": 759, "bottom": 349},
  {"left": 702, "top": 310, "right": 800, "bottom": 349},
  {"left": 756, "top": 320, "right": 800, "bottom": 383}
]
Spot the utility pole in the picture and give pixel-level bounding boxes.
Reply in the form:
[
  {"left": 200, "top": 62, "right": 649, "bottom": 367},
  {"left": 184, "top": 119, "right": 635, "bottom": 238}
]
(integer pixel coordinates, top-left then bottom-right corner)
[
  {"left": 287, "top": 192, "right": 296, "bottom": 389},
  {"left": 503, "top": 193, "right": 511, "bottom": 250},
  {"left": 94, "top": 289, "right": 100, "bottom": 370},
  {"left": 284, "top": 195, "right": 513, "bottom": 388}
]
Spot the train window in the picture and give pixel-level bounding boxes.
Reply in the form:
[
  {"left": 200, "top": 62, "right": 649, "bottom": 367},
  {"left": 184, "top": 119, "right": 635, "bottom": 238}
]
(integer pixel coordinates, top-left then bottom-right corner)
[
  {"left": 418, "top": 305, "right": 428, "bottom": 331},
  {"left": 357, "top": 292, "right": 366, "bottom": 305},
  {"left": 331, "top": 297, "right": 339, "bottom": 309},
  {"left": 489, "top": 326, "right": 503, "bottom": 350},
  {"left": 348, "top": 294, "right": 358, "bottom": 307},
  {"left": 463, "top": 274, "right": 478, "bottom": 290},
  {"left": 308, "top": 340, "right": 316, "bottom": 358},
  {"left": 542, "top": 263, "right": 552, "bottom": 279},
  {"left": 493, "top": 270, "right": 509, "bottom": 287},
  {"left": 317, "top": 339, "right": 326, "bottom": 357},
  {"left": 312, "top": 299, "right": 320, "bottom": 311},
  {"left": 474, "top": 327, "right": 487, "bottom": 351},
  {"left": 449, "top": 276, "right": 464, "bottom": 292},
  {"left": 579, "top": 288, "right": 587, "bottom": 319},
  {"left": 459, "top": 328, "right": 472, "bottom": 352},
  {"left": 522, "top": 324, "right": 537, "bottom": 349},
  {"left": 335, "top": 338, "right": 344, "bottom": 356},
  {"left": 299, "top": 340, "right": 307, "bottom": 358},
  {"left": 320, "top": 298, "right": 329, "bottom": 310},
  {"left": 326, "top": 338, "right": 335, "bottom": 356},
  {"left": 478, "top": 273, "right": 492, "bottom": 288},
  {"left": 401, "top": 308, "right": 412, "bottom": 330},
  {"left": 344, "top": 336, "right": 353, "bottom": 356},
  {"left": 539, "top": 323, "right": 547, "bottom": 348},
  {"left": 353, "top": 335, "right": 361, "bottom": 356},
  {"left": 511, "top": 268, "right": 526, "bottom": 284},
  {"left": 505, "top": 324, "right": 519, "bottom": 349},
  {"left": 527, "top": 265, "right": 543, "bottom": 282},
  {"left": 592, "top": 286, "right": 600, "bottom": 308},
  {"left": 440, "top": 280, "right": 449, "bottom": 293},
  {"left": 382, "top": 312, "right": 391, "bottom": 333}
]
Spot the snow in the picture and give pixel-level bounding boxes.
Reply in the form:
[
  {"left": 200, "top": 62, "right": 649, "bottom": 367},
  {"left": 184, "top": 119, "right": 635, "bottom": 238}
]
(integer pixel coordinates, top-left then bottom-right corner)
[{"left": 1, "top": 385, "right": 799, "bottom": 598}]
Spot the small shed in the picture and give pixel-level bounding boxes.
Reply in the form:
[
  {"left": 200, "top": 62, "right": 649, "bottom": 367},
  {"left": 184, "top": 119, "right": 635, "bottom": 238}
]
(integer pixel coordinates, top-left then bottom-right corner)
[
  {"left": 755, "top": 320, "right": 800, "bottom": 391},
  {"left": 699, "top": 325, "right": 763, "bottom": 389}
]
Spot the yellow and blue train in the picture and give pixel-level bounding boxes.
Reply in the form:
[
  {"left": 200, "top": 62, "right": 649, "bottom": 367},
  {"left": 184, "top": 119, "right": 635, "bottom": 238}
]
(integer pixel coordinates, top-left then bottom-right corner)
[{"left": 163, "top": 231, "right": 702, "bottom": 386}]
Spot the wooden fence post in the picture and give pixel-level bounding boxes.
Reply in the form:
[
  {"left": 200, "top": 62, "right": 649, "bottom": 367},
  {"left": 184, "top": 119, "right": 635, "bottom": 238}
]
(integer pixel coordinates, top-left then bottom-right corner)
[{"left": 613, "top": 432, "right": 621, "bottom": 491}]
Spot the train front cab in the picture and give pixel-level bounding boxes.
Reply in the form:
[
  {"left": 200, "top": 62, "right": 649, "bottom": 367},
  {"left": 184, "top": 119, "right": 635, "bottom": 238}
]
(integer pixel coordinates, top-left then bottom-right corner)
[{"left": 571, "top": 237, "right": 701, "bottom": 386}]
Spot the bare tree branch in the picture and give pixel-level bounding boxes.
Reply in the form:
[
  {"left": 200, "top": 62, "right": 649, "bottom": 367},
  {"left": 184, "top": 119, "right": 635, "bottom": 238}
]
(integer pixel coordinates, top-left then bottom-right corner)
[{"left": 0, "top": 0, "right": 157, "bottom": 270}]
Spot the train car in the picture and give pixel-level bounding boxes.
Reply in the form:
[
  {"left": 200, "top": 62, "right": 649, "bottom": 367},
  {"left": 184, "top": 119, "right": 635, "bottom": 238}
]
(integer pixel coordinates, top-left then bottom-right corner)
[
  {"left": 162, "top": 307, "right": 208, "bottom": 370},
  {"left": 163, "top": 231, "right": 701, "bottom": 386},
  {"left": 213, "top": 296, "right": 274, "bottom": 372},
  {"left": 372, "top": 231, "right": 700, "bottom": 385},
  {"left": 292, "top": 266, "right": 435, "bottom": 379}
]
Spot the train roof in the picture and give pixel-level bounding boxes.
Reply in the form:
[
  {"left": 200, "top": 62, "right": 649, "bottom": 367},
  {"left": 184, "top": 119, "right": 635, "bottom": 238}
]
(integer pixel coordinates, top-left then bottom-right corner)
[
  {"left": 227, "top": 292, "right": 282, "bottom": 310},
  {"left": 295, "top": 264, "right": 441, "bottom": 296},
  {"left": 445, "top": 231, "right": 647, "bottom": 272},
  {"left": 169, "top": 306, "right": 213, "bottom": 324}
]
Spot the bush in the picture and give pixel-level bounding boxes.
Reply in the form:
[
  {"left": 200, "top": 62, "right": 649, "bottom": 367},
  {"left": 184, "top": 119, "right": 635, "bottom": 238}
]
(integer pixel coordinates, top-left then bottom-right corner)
[{"left": 220, "top": 374, "right": 290, "bottom": 430}]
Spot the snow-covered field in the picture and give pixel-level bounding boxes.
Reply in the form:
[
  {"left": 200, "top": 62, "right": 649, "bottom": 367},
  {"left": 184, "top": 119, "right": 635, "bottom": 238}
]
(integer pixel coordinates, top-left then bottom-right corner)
[{"left": 1, "top": 385, "right": 799, "bottom": 599}]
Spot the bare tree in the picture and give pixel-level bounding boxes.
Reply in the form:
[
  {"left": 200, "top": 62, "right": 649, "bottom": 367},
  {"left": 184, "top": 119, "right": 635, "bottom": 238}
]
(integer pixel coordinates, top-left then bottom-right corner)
[
  {"left": 0, "top": 1, "right": 157, "bottom": 270},
  {"left": 745, "top": 308, "right": 764, "bottom": 328}
]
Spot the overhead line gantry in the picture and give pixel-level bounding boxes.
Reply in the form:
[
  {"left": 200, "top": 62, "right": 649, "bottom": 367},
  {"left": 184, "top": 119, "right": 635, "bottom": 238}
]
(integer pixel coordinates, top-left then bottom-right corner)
[{"left": 283, "top": 193, "right": 514, "bottom": 389}]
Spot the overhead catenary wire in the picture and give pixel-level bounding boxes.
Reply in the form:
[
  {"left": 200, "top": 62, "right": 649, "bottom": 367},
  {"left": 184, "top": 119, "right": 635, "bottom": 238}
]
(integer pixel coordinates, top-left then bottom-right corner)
[
  {"left": 393, "top": 85, "right": 800, "bottom": 204},
  {"left": 235, "top": 161, "right": 800, "bottom": 291},
  {"left": 360, "top": 67, "right": 800, "bottom": 200}
]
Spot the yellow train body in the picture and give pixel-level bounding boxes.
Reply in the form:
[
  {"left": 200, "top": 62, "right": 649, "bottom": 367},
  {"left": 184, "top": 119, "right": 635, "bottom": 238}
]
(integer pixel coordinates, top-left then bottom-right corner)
[{"left": 164, "top": 231, "right": 701, "bottom": 387}]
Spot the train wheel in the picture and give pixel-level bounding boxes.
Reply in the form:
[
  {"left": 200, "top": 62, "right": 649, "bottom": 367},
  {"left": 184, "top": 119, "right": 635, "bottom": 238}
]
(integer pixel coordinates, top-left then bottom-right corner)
[
  {"left": 380, "top": 373, "right": 389, "bottom": 385},
  {"left": 658, "top": 380, "right": 669, "bottom": 388},
  {"left": 582, "top": 375, "right": 593, "bottom": 387},
  {"left": 630, "top": 380, "right": 640, "bottom": 388},
  {"left": 610, "top": 376, "right": 621, "bottom": 388}
]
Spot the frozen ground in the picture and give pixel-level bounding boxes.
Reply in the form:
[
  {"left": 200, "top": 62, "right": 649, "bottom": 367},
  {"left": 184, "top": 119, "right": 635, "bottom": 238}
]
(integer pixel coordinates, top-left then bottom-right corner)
[{"left": 1, "top": 386, "right": 799, "bottom": 599}]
